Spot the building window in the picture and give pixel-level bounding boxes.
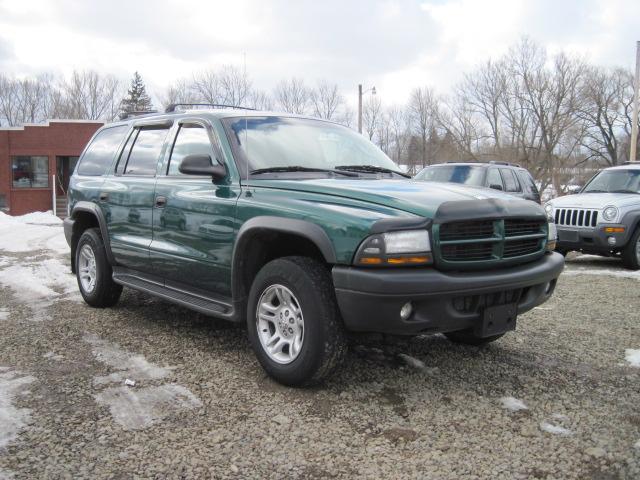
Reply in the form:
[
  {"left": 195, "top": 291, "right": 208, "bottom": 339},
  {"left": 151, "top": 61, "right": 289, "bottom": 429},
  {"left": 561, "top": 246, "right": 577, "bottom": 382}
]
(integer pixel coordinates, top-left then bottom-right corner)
[{"left": 12, "top": 156, "right": 49, "bottom": 188}]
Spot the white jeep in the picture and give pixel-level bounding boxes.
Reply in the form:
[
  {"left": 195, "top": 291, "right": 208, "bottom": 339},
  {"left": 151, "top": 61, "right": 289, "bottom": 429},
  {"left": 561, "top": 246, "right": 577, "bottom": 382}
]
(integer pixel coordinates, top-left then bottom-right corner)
[{"left": 546, "top": 163, "right": 640, "bottom": 270}]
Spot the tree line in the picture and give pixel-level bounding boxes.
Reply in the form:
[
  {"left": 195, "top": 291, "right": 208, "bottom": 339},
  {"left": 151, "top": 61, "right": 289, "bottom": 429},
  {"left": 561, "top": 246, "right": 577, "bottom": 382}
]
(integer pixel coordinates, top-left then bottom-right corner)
[{"left": 1, "top": 38, "right": 637, "bottom": 193}]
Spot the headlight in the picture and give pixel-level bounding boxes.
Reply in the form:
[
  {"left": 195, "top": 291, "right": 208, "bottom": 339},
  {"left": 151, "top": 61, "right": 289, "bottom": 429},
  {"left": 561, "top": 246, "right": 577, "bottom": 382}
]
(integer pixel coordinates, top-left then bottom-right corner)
[
  {"left": 546, "top": 222, "right": 557, "bottom": 251},
  {"left": 544, "top": 204, "right": 554, "bottom": 222},
  {"left": 355, "top": 230, "right": 432, "bottom": 266},
  {"left": 602, "top": 206, "right": 618, "bottom": 222}
]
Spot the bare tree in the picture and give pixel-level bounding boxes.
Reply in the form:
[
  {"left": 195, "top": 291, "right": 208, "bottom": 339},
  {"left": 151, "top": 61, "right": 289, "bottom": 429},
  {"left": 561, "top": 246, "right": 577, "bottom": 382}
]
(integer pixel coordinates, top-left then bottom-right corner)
[
  {"left": 310, "top": 81, "right": 345, "bottom": 120},
  {"left": 273, "top": 78, "right": 310, "bottom": 114},
  {"left": 408, "top": 87, "right": 439, "bottom": 166},
  {"left": 362, "top": 95, "right": 382, "bottom": 140},
  {"left": 59, "top": 70, "right": 122, "bottom": 120}
]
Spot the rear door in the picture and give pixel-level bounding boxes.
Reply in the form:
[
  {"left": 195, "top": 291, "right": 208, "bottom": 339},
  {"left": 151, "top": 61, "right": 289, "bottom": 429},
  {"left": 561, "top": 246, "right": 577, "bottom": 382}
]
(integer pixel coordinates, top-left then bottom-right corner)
[
  {"left": 150, "top": 118, "right": 240, "bottom": 297},
  {"left": 101, "top": 121, "right": 172, "bottom": 273}
]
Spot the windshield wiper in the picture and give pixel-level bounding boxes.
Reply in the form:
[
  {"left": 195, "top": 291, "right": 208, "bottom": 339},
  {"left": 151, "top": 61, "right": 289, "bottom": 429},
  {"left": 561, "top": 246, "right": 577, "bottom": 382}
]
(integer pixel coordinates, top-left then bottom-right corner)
[
  {"left": 335, "top": 165, "right": 411, "bottom": 178},
  {"left": 583, "top": 189, "right": 607, "bottom": 193},
  {"left": 250, "top": 166, "right": 358, "bottom": 177},
  {"left": 611, "top": 189, "right": 639, "bottom": 194}
]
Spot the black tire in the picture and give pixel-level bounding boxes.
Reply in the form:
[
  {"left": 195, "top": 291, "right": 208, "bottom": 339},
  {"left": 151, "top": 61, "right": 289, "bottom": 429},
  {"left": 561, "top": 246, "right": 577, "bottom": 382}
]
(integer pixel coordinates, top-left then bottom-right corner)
[
  {"left": 622, "top": 227, "right": 640, "bottom": 270},
  {"left": 75, "top": 228, "right": 122, "bottom": 308},
  {"left": 246, "top": 256, "right": 347, "bottom": 386},
  {"left": 444, "top": 329, "right": 504, "bottom": 346}
]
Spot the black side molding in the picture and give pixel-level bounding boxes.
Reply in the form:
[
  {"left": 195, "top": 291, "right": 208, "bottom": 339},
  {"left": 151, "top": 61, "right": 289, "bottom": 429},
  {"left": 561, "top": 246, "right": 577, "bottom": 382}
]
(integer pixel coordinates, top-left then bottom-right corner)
[{"left": 70, "top": 201, "right": 117, "bottom": 266}]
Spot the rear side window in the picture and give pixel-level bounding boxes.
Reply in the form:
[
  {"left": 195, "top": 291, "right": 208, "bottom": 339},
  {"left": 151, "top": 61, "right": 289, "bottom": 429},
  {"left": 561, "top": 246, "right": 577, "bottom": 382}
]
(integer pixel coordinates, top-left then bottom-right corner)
[
  {"left": 167, "top": 124, "right": 214, "bottom": 175},
  {"left": 500, "top": 169, "right": 521, "bottom": 192},
  {"left": 517, "top": 170, "right": 539, "bottom": 195},
  {"left": 123, "top": 128, "right": 170, "bottom": 176},
  {"left": 76, "top": 125, "right": 127, "bottom": 176}
]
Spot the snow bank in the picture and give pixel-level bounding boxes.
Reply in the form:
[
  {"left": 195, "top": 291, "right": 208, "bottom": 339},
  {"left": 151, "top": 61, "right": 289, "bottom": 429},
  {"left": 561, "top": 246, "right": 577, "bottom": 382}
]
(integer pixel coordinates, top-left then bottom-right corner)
[
  {"left": 0, "top": 369, "right": 35, "bottom": 449},
  {"left": 499, "top": 396, "right": 528, "bottom": 412},
  {"left": 0, "top": 213, "right": 67, "bottom": 254},
  {"left": 625, "top": 349, "right": 640, "bottom": 367},
  {"left": 0, "top": 210, "right": 61, "bottom": 225},
  {"left": 563, "top": 268, "right": 640, "bottom": 281}
]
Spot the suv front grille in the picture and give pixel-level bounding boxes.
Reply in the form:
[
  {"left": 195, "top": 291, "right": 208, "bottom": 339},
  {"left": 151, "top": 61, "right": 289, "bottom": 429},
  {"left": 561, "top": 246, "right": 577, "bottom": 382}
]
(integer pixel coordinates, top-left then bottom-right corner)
[
  {"left": 435, "top": 218, "right": 546, "bottom": 268},
  {"left": 554, "top": 208, "right": 598, "bottom": 227}
]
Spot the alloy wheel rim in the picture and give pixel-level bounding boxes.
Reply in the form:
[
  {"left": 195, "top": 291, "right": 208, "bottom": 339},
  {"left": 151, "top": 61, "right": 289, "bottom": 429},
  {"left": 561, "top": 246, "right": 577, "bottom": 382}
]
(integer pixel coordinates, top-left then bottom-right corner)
[
  {"left": 256, "top": 284, "right": 304, "bottom": 364},
  {"left": 78, "top": 244, "right": 97, "bottom": 293}
]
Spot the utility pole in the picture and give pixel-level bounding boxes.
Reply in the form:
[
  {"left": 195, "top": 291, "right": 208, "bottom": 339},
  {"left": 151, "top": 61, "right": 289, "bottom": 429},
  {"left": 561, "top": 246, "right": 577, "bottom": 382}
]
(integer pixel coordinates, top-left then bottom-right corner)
[
  {"left": 358, "top": 84, "right": 363, "bottom": 134},
  {"left": 631, "top": 41, "right": 640, "bottom": 162}
]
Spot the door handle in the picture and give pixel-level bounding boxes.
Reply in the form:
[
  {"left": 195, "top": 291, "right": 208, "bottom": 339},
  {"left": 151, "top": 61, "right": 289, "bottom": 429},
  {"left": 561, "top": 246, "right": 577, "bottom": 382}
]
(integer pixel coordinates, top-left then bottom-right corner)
[
  {"left": 155, "top": 196, "right": 167, "bottom": 207},
  {"left": 99, "top": 192, "right": 109, "bottom": 202}
]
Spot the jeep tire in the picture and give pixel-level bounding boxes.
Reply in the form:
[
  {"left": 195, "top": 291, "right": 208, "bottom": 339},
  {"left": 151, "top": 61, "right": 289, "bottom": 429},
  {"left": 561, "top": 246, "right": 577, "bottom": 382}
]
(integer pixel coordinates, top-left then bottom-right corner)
[
  {"left": 76, "top": 228, "right": 122, "bottom": 307},
  {"left": 622, "top": 227, "right": 640, "bottom": 270},
  {"left": 247, "top": 256, "right": 347, "bottom": 386}
]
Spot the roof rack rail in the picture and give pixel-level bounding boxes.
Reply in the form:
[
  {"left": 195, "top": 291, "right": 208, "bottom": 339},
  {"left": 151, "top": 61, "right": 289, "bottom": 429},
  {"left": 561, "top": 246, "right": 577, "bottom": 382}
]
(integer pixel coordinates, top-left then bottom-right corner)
[
  {"left": 118, "top": 110, "right": 158, "bottom": 120},
  {"left": 489, "top": 160, "right": 521, "bottom": 168},
  {"left": 165, "top": 103, "right": 256, "bottom": 113}
]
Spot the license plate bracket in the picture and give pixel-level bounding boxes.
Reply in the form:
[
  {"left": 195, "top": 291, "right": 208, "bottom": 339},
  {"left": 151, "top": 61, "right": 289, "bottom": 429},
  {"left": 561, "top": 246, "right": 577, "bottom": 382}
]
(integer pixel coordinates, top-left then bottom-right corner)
[
  {"left": 558, "top": 229, "right": 579, "bottom": 242},
  {"left": 476, "top": 304, "right": 517, "bottom": 337}
]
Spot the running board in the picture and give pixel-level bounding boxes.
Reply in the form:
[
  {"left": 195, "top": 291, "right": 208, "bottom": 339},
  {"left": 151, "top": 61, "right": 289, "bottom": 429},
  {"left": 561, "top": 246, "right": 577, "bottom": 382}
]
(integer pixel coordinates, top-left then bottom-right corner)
[{"left": 112, "top": 269, "right": 235, "bottom": 320}]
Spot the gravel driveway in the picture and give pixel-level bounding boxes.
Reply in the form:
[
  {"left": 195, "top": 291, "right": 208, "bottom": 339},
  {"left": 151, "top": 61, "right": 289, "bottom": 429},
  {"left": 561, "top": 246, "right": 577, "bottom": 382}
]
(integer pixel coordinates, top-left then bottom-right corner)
[{"left": 0, "top": 223, "right": 639, "bottom": 479}]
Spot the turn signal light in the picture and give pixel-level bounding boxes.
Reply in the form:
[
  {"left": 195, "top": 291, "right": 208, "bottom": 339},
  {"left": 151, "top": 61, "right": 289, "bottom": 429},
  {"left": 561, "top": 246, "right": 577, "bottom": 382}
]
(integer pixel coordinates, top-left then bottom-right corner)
[
  {"left": 604, "top": 227, "right": 625, "bottom": 233},
  {"left": 386, "top": 256, "right": 431, "bottom": 265},
  {"left": 359, "top": 257, "right": 383, "bottom": 265}
]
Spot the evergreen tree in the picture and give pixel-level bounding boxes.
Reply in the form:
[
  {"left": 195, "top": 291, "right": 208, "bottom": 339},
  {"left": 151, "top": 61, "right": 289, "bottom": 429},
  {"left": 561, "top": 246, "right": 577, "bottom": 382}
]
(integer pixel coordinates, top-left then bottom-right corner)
[{"left": 120, "top": 72, "right": 153, "bottom": 114}]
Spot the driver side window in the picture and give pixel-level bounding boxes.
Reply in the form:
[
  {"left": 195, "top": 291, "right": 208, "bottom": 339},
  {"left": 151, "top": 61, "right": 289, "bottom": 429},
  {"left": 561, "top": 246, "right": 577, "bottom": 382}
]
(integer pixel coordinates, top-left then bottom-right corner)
[{"left": 168, "top": 124, "right": 215, "bottom": 175}]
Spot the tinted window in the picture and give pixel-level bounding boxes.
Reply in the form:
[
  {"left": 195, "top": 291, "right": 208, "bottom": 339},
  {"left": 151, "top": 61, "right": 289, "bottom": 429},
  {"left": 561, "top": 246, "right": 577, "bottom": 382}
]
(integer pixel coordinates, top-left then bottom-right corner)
[
  {"left": 414, "top": 165, "right": 485, "bottom": 186},
  {"left": 168, "top": 125, "right": 214, "bottom": 175},
  {"left": 124, "top": 128, "right": 169, "bottom": 176},
  {"left": 486, "top": 168, "right": 502, "bottom": 189},
  {"left": 77, "top": 126, "right": 127, "bottom": 176},
  {"left": 500, "top": 168, "right": 521, "bottom": 192},
  {"left": 12, "top": 156, "right": 49, "bottom": 188},
  {"left": 517, "top": 170, "right": 539, "bottom": 194}
]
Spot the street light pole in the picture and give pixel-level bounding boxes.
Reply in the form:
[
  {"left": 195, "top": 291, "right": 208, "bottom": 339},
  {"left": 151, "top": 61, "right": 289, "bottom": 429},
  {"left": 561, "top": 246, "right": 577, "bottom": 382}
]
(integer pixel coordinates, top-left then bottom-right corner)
[
  {"left": 630, "top": 41, "right": 640, "bottom": 162},
  {"left": 358, "top": 84, "right": 363, "bottom": 134}
]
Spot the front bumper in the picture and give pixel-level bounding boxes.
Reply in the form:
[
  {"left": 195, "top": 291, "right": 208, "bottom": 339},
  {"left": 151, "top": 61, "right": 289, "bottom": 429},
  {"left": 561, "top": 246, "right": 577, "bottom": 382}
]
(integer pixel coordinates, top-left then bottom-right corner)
[
  {"left": 332, "top": 252, "right": 564, "bottom": 335},
  {"left": 556, "top": 224, "right": 630, "bottom": 252}
]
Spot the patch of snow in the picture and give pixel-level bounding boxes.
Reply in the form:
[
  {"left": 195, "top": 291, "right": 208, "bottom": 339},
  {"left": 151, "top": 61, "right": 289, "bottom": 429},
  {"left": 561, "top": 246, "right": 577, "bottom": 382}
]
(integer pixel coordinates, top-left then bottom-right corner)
[
  {"left": 634, "top": 439, "right": 640, "bottom": 449},
  {"left": 43, "top": 352, "right": 64, "bottom": 362},
  {"left": 0, "top": 212, "right": 67, "bottom": 254},
  {"left": 13, "top": 211, "right": 61, "bottom": 226},
  {"left": 624, "top": 349, "right": 640, "bottom": 367},
  {"left": 563, "top": 268, "right": 640, "bottom": 280},
  {"left": 397, "top": 353, "right": 425, "bottom": 370},
  {"left": 540, "top": 421, "right": 572, "bottom": 436},
  {"left": 0, "top": 308, "right": 8, "bottom": 321},
  {"left": 94, "top": 384, "right": 201, "bottom": 430},
  {"left": 552, "top": 413, "right": 570, "bottom": 421},
  {"left": 0, "top": 369, "right": 35, "bottom": 449},
  {"left": 84, "top": 334, "right": 174, "bottom": 385},
  {"left": 500, "top": 396, "right": 528, "bottom": 412}
]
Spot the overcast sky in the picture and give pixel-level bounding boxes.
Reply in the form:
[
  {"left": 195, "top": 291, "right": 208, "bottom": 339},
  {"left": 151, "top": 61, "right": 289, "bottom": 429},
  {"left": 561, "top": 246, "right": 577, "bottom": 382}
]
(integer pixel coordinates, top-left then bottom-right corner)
[{"left": 1, "top": 0, "right": 639, "bottom": 105}]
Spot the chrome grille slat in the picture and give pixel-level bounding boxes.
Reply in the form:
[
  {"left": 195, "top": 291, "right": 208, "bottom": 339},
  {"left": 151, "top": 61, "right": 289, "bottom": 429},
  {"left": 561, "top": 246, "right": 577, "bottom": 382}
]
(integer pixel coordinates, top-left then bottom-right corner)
[{"left": 555, "top": 208, "right": 599, "bottom": 227}]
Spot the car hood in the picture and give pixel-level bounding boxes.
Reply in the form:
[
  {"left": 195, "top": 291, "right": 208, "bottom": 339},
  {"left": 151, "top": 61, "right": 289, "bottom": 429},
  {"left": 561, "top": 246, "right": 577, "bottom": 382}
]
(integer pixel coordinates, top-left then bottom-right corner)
[
  {"left": 549, "top": 193, "right": 640, "bottom": 209},
  {"left": 249, "top": 178, "right": 537, "bottom": 218}
]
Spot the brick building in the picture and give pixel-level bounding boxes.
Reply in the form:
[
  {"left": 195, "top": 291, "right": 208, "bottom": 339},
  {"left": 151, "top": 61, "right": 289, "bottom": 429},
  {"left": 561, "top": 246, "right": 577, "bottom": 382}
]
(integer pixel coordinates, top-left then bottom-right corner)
[{"left": 0, "top": 120, "right": 103, "bottom": 216}]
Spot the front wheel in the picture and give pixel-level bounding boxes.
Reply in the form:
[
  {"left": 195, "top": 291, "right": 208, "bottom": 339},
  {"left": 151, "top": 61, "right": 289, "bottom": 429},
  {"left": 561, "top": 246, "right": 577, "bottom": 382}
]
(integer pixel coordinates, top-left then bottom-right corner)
[
  {"left": 622, "top": 227, "right": 640, "bottom": 270},
  {"left": 246, "top": 256, "right": 347, "bottom": 386}
]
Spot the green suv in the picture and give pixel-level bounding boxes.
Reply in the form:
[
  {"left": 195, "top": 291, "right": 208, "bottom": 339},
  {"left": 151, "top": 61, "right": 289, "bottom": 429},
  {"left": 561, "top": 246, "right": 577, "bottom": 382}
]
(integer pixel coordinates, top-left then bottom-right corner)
[{"left": 64, "top": 106, "right": 564, "bottom": 386}]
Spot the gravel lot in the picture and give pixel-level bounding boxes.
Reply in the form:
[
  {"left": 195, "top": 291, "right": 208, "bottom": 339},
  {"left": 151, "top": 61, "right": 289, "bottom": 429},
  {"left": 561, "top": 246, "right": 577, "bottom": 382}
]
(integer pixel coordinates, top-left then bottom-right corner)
[{"left": 0, "top": 223, "right": 639, "bottom": 479}]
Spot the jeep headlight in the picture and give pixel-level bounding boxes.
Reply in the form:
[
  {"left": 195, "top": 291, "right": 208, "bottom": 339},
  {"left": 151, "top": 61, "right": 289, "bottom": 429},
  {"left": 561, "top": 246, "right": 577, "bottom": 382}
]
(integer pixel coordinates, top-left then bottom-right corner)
[
  {"left": 544, "top": 203, "right": 554, "bottom": 222},
  {"left": 602, "top": 206, "right": 618, "bottom": 222},
  {"left": 355, "top": 230, "right": 432, "bottom": 266}
]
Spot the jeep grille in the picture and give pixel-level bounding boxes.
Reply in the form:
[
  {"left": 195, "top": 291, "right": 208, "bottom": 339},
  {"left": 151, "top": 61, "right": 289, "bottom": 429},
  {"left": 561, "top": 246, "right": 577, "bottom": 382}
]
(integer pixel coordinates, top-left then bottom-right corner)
[{"left": 554, "top": 208, "right": 598, "bottom": 227}]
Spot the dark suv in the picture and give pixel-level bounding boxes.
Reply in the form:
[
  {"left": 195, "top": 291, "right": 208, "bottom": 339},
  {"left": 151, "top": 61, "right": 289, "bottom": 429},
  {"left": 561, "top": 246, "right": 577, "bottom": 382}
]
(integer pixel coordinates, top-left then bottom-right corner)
[
  {"left": 414, "top": 162, "right": 541, "bottom": 204},
  {"left": 64, "top": 106, "right": 563, "bottom": 386}
]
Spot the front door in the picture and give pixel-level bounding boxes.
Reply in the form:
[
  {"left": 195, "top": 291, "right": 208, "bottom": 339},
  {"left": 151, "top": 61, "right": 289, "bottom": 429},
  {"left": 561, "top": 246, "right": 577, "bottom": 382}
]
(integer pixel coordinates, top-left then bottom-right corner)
[
  {"left": 102, "top": 124, "right": 171, "bottom": 274},
  {"left": 150, "top": 119, "right": 239, "bottom": 297}
]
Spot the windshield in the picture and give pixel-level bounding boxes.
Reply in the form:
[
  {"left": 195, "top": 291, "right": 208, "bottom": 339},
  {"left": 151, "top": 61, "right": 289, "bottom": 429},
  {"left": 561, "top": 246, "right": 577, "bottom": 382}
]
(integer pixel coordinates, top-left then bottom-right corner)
[
  {"left": 582, "top": 169, "right": 640, "bottom": 194},
  {"left": 223, "top": 116, "right": 401, "bottom": 177},
  {"left": 414, "top": 165, "right": 486, "bottom": 187}
]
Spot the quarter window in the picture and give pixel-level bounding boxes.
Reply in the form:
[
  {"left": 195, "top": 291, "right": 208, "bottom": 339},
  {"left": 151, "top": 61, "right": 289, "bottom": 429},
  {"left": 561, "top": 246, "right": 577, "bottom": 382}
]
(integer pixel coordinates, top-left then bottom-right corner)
[
  {"left": 11, "top": 156, "right": 49, "bottom": 188},
  {"left": 123, "top": 128, "right": 169, "bottom": 176},
  {"left": 77, "top": 125, "right": 127, "bottom": 176},
  {"left": 168, "top": 124, "right": 214, "bottom": 175}
]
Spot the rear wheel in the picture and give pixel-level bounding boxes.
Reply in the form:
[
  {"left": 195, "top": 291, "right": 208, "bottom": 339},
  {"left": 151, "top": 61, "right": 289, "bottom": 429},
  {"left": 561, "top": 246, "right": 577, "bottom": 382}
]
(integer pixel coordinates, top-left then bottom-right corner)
[
  {"left": 76, "top": 228, "right": 122, "bottom": 307},
  {"left": 444, "top": 329, "right": 504, "bottom": 346},
  {"left": 247, "top": 256, "right": 347, "bottom": 386},
  {"left": 622, "top": 227, "right": 640, "bottom": 270}
]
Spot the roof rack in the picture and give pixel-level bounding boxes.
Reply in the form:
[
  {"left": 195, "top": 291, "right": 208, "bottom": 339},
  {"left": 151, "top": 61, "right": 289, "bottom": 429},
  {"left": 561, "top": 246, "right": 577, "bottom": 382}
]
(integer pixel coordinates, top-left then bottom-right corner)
[
  {"left": 489, "top": 160, "right": 522, "bottom": 168},
  {"left": 164, "top": 103, "right": 256, "bottom": 113},
  {"left": 118, "top": 110, "right": 158, "bottom": 120}
]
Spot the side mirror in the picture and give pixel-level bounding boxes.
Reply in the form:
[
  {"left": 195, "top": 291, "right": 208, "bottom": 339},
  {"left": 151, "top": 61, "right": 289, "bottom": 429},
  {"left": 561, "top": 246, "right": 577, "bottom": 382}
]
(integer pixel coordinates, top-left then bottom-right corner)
[
  {"left": 179, "top": 154, "right": 226, "bottom": 179},
  {"left": 489, "top": 183, "right": 503, "bottom": 191}
]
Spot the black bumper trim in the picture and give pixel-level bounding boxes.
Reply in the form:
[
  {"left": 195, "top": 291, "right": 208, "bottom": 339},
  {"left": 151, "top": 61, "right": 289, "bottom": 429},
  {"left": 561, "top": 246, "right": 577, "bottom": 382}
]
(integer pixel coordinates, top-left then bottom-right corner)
[{"left": 332, "top": 252, "right": 564, "bottom": 335}]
